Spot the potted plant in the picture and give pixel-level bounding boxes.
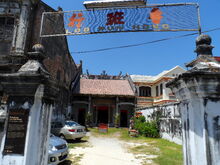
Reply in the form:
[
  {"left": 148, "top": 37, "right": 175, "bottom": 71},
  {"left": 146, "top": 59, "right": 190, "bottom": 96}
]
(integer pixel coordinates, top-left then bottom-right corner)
[
  {"left": 85, "top": 112, "right": 93, "bottom": 129},
  {"left": 114, "top": 113, "right": 120, "bottom": 128}
]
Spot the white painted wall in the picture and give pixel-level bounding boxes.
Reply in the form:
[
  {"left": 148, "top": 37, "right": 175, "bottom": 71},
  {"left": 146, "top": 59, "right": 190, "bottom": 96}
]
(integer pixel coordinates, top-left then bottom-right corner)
[{"left": 139, "top": 102, "right": 182, "bottom": 145}]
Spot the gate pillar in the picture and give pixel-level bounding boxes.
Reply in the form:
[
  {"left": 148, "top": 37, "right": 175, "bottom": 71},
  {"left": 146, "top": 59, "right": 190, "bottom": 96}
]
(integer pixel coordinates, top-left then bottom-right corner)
[
  {"left": 167, "top": 35, "right": 220, "bottom": 165},
  {"left": 0, "top": 44, "right": 59, "bottom": 165}
]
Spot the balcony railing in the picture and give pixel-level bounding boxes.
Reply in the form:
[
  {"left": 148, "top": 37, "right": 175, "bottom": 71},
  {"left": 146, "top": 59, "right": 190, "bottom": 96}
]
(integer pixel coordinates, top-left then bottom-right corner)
[
  {"left": 137, "top": 95, "right": 164, "bottom": 103},
  {"left": 154, "top": 95, "right": 163, "bottom": 101},
  {"left": 137, "top": 97, "right": 153, "bottom": 102}
]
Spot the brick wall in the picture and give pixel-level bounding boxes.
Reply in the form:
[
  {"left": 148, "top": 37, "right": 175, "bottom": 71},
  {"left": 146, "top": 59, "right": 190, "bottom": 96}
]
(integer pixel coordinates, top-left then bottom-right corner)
[{"left": 30, "top": 1, "right": 79, "bottom": 88}]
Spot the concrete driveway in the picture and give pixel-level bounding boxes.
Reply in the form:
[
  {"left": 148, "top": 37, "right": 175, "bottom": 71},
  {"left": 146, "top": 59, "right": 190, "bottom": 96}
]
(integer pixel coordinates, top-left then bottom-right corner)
[{"left": 69, "top": 132, "right": 142, "bottom": 165}]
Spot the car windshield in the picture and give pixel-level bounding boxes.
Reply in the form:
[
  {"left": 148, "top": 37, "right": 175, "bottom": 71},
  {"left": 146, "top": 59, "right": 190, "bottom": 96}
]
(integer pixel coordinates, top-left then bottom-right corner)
[{"left": 65, "top": 121, "right": 80, "bottom": 127}]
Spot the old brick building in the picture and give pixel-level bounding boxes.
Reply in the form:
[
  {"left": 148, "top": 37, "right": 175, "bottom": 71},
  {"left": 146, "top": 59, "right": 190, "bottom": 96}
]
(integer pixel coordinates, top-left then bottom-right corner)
[
  {"left": 0, "top": 0, "right": 81, "bottom": 122},
  {"left": 72, "top": 73, "right": 136, "bottom": 127},
  {"left": 0, "top": 1, "right": 81, "bottom": 164}
]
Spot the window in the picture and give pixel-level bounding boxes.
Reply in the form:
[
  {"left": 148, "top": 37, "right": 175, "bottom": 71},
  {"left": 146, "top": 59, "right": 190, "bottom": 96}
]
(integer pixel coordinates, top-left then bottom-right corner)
[
  {"left": 6, "top": 17, "right": 14, "bottom": 25},
  {"left": 0, "top": 17, "right": 5, "bottom": 25},
  {"left": 139, "top": 86, "right": 151, "bottom": 97},
  {"left": 156, "top": 86, "right": 159, "bottom": 96},
  {"left": 56, "top": 70, "right": 61, "bottom": 81},
  {"left": 55, "top": 122, "right": 63, "bottom": 128},
  {"left": 160, "top": 84, "right": 163, "bottom": 95},
  {"left": 0, "top": 16, "right": 15, "bottom": 55},
  {"left": 0, "top": 17, "right": 14, "bottom": 25}
]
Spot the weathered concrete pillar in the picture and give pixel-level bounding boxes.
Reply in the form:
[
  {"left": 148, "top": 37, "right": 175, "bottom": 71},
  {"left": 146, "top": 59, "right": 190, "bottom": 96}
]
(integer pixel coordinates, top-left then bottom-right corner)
[
  {"left": 88, "top": 95, "right": 91, "bottom": 113},
  {"left": 13, "top": 0, "right": 40, "bottom": 55},
  {"left": 167, "top": 35, "right": 220, "bottom": 165},
  {"left": 116, "top": 96, "right": 119, "bottom": 115},
  {"left": 13, "top": 0, "right": 31, "bottom": 55},
  {"left": 0, "top": 44, "right": 59, "bottom": 165}
]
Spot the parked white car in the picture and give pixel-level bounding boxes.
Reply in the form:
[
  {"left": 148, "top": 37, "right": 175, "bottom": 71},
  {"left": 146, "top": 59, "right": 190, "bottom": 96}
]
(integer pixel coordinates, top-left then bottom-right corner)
[
  {"left": 0, "top": 106, "right": 6, "bottom": 123},
  {"left": 48, "top": 134, "right": 69, "bottom": 165},
  {"left": 51, "top": 121, "right": 86, "bottom": 140}
]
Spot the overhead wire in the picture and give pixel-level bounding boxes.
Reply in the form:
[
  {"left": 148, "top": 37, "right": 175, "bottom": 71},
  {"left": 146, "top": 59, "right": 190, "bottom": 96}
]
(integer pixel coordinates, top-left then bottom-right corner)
[{"left": 70, "top": 27, "right": 220, "bottom": 54}]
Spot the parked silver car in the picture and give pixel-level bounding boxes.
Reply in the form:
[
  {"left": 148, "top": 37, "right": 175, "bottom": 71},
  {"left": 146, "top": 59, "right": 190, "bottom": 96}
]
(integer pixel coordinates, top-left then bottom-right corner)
[
  {"left": 51, "top": 121, "right": 86, "bottom": 140},
  {"left": 48, "top": 134, "right": 69, "bottom": 165}
]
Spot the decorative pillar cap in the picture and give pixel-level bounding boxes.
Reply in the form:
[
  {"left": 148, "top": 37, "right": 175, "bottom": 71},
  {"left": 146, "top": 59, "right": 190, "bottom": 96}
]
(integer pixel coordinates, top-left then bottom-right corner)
[
  {"left": 28, "top": 44, "right": 46, "bottom": 61},
  {"left": 18, "top": 44, "right": 49, "bottom": 75},
  {"left": 195, "top": 34, "right": 214, "bottom": 57},
  {"left": 32, "top": 44, "right": 45, "bottom": 53}
]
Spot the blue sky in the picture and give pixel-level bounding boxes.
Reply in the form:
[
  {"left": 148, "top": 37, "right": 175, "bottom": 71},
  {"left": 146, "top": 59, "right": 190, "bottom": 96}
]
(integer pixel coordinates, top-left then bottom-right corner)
[{"left": 43, "top": 0, "right": 220, "bottom": 76}]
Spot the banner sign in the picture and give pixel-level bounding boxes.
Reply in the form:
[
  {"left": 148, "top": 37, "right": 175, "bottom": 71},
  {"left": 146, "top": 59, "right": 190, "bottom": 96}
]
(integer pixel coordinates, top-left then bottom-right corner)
[{"left": 40, "top": 3, "right": 200, "bottom": 37}]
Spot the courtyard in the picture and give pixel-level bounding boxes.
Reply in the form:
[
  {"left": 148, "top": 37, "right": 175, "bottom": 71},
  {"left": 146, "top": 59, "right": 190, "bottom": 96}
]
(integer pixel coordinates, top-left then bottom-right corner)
[{"left": 61, "top": 128, "right": 183, "bottom": 165}]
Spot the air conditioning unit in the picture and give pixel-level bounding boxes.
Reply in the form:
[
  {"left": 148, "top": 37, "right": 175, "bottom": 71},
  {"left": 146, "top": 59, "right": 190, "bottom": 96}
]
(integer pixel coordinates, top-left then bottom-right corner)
[{"left": 83, "top": 0, "right": 147, "bottom": 9}]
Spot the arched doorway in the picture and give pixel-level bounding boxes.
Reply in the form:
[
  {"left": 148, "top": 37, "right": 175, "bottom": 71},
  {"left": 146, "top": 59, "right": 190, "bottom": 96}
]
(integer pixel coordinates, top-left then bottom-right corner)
[
  {"left": 120, "top": 110, "right": 128, "bottom": 127},
  {"left": 78, "top": 108, "right": 86, "bottom": 125},
  {"left": 97, "top": 106, "right": 108, "bottom": 124}
]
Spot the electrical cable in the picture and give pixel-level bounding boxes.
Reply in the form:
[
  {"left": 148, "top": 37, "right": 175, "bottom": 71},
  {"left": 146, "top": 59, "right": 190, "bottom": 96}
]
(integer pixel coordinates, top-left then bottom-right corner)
[{"left": 70, "top": 27, "right": 220, "bottom": 54}]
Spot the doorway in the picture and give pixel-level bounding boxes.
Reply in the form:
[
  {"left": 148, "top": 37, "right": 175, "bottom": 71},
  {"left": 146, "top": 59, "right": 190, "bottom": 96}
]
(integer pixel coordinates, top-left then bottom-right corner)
[
  {"left": 120, "top": 110, "right": 128, "bottom": 127},
  {"left": 78, "top": 108, "right": 86, "bottom": 126},
  {"left": 97, "top": 106, "right": 108, "bottom": 124}
]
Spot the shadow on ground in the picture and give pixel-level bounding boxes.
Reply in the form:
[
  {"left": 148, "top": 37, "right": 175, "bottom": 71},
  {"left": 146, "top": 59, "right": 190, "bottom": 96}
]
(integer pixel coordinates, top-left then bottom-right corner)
[
  {"left": 66, "top": 139, "right": 88, "bottom": 143},
  {"left": 58, "top": 160, "right": 73, "bottom": 165}
]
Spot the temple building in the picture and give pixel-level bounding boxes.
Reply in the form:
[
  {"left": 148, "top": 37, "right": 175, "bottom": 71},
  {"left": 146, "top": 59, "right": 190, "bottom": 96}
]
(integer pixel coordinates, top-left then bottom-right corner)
[
  {"left": 72, "top": 72, "right": 135, "bottom": 127},
  {"left": 130, "top": 66, "right": 186, "bottom": 108}
]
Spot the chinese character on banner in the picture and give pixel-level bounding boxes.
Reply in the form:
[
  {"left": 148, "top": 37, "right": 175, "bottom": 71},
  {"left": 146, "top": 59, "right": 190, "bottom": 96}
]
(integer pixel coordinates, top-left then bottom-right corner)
[
  {"left": 149, "top": 8, "right": 163, "bottom": 24},
  {"left": 106, "top": 12, "right": 125, "bottom": 25},
  {"left": 68, "top": 13, "right": 85, "bottom": 28}
]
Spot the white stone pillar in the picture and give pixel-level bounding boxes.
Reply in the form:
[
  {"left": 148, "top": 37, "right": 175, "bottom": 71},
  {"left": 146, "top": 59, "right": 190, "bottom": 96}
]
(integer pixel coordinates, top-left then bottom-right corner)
[
  {"left": 168, "top": 72, "right": 220, "bottom": 165},
  {"left": 167, "top": 35, "right": 220, "bottom": 165},
  {"left": 0, "top": 44, "right": 56, "bottom": 165}
]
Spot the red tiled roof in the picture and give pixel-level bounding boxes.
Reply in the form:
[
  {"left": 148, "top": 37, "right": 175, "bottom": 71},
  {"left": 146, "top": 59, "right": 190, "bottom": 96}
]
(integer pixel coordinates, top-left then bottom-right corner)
[
  {"left": 214, "top": 57, "right": 220, "bottom": 62},
  {"left": 76, "top": 79, "right": 135, "bottom": 96}
]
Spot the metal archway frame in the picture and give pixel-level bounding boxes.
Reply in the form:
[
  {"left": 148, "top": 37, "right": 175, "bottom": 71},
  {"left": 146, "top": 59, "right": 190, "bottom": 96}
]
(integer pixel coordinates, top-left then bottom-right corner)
[{"left": 40, "top": 3, "right": 201, "bottom": 38}]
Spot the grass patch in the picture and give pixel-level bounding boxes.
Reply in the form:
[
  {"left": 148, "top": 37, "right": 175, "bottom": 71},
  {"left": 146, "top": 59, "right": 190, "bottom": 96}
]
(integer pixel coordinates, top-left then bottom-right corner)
[
  {"left": 70, "top": 153, "right": 84, "bottom": 165},
  {"left": 124, "top": 133, "right": 183, "bottom": 165},
  {"left": 59, "top": 160, "right": 73, "bottom": 165},
  {"left": 130, "top": 144, "right": 159, "bottom": 156},
  {"left": 61, "top": 153, "right": 84, "bottom": 165},
  {"left": 63, "top": 136, "right": 90, "bottom": 165},
  {"left": 153, "top": 139, "right": 183, "bottom": 165},
  {"left": 89, "top": 127, "right": 122, "bottom": 138},
  {"left": 89, "top": 127, "right": 183, "bottom": 165}
]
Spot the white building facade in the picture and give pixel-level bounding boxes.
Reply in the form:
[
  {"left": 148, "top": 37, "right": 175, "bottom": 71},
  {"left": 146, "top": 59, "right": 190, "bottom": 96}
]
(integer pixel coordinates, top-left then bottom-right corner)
[{"left": 130, "top": 66, "right": 186, "bottom": 108}]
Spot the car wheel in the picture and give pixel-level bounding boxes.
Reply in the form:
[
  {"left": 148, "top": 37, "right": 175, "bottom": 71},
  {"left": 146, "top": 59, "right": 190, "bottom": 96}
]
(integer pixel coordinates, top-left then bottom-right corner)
[{"left": 59, "top": 134, "right": 65, "bottom": 139}]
